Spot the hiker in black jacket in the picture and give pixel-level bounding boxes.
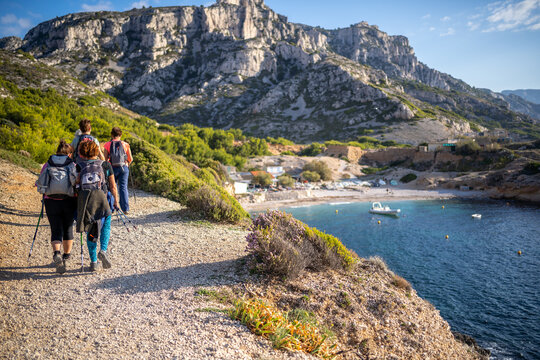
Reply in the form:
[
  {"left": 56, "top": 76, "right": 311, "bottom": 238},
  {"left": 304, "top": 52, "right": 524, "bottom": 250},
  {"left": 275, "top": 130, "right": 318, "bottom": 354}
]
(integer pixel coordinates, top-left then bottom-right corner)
[
  {"left": 36, "top": 140, "right": 77, "bottom": 274},
  {"left": 76, "top": 141, "right": 119, "bottom": 272}
]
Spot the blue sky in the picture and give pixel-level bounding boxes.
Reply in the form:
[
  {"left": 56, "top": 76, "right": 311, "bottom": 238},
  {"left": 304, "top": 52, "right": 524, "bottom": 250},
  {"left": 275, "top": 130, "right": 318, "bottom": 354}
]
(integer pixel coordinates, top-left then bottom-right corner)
[{"left": 1, "top": 0, "right": 539, "bottom": 92}]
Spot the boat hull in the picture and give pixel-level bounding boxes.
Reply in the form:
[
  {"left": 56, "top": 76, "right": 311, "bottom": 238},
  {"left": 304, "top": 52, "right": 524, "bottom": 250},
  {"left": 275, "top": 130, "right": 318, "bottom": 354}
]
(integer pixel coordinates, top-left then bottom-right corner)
[{"left": 369, "top": 210, "right": 400, "bottom": 217}]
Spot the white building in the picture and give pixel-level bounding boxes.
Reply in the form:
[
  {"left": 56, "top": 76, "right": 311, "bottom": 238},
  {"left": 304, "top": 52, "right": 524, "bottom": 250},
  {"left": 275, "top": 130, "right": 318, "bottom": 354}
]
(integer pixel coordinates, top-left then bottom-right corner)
[
  {"left": 265, "top": 166, "right": 284, "bottom": 177},
  {"left": 234, "top": 182, "right": 249, "bottom": 194}
]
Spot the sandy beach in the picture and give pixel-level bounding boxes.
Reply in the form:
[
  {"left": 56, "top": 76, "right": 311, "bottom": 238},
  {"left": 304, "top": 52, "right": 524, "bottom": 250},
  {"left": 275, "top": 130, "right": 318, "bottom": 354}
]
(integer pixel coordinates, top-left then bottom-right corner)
[{"left": 242, "top": 187, "right": 487, "bottom": 211}]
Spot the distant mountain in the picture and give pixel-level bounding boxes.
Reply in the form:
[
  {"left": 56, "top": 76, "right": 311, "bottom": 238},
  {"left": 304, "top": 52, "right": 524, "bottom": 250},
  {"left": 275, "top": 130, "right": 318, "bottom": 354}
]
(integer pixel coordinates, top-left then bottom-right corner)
[
  {"left": 501, "top": 89, "right": 540, "bottom": 105},
  {"left": 1, "top": 0, "right": 539, "bottom": 142}
]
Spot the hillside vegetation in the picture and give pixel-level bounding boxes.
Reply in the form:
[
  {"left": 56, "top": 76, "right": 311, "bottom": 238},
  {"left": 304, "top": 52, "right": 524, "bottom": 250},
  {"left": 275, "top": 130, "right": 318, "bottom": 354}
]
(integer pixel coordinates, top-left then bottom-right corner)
[{"left": 0, "top": 51, "right": 250, "bottom": 222}]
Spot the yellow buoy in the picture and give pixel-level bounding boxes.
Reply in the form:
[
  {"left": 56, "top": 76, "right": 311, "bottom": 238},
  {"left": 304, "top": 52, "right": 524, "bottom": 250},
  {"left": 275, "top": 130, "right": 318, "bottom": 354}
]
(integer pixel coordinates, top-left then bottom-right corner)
[
  {"left": 442, "top": 206, "right": 445, "bottom": 209},
  {"left": 445, "top": 235, "right": 449, "bottom": 239},
  {"left": 378, "top": 221, "right": 381, "bottom": 225},
  {"left": 518, "top": 250, "right": 522, "bottom": 256},
  {"left": 336, "top": 209, "right": 338, "bottom": 214}
]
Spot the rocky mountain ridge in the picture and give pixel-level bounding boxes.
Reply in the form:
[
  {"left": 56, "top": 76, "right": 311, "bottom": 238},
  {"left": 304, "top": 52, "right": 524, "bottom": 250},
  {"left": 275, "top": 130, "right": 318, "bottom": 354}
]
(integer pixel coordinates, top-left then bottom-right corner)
[
  {"left": 1, "top": 0, "right": 538, "bottom": 142},
  {"left": 502, "top": 89, "right": 540, "bottom": 105}
]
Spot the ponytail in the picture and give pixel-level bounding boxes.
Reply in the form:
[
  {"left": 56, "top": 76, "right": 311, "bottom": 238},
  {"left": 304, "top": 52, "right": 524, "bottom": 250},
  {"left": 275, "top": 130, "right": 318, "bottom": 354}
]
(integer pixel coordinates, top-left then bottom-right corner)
[{"left": 56, "top": 139, "right": 73, "bottom": 156}]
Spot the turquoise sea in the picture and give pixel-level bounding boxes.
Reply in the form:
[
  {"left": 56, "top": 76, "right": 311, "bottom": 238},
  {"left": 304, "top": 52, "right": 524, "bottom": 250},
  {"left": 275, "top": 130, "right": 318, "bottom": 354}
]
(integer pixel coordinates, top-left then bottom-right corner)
[{"left": 269, "top": 199, "right": 540, "bottom": 359}]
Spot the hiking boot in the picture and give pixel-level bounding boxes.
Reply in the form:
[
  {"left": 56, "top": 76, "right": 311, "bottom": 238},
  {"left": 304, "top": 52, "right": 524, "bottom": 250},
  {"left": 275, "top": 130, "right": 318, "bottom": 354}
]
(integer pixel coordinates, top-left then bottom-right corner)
[
  {"left": 89, "top": 262, "right": 99, "bottom": 272},
  {"left": 98, "top": 251, "right": 112, "bottom": 269},
  {"left": 53, "top": 252, "right": 62, "bottom": 265},
  {"left": 56, "top": 261, "right": 66, "bottom": 274}
]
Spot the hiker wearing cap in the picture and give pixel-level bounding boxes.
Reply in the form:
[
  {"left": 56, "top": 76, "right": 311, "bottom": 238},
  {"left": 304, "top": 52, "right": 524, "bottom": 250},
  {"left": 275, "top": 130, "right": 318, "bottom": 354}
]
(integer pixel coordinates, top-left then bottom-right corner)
[
  {"left": 71, "top": 119, "right": 105, "bottom": 161},
  {"left": 75, "top": 140, "right": 119, "bottom": 272},
  {"left": 103, "top": 127, "right": 133, "bottom": 213},
  {"left": 35, "top": 140, "right": 77, "bottom": 274}
]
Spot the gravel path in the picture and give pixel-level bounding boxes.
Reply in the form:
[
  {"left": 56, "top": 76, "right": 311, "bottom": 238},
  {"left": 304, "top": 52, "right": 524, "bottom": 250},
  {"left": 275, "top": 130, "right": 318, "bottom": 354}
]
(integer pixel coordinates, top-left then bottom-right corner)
[{"left": 0, "top": 160, "right": 312, "bottom": 359}]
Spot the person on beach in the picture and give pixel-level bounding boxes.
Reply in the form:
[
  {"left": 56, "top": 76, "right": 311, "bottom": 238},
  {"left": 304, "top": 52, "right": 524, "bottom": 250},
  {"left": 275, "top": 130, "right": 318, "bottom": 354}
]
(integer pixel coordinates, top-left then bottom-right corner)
[
  {"left": 71, "top": 119, "right": 105, "bottom": 161},
  {"left": 103, "top": 127, "right": 133, "bottom": 213},
  {"left": 75, "top": 141, "right": 119, "bottom": 272},
  {"left": 35, "top": 140, "right": 77, "bottom": 274}
]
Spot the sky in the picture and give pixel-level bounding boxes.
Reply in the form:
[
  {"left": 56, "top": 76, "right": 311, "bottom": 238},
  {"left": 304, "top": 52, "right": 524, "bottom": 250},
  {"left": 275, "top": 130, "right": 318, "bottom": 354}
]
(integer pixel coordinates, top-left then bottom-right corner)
[{"left": 0, "top": 0, "right": 539, "bottom": 92}]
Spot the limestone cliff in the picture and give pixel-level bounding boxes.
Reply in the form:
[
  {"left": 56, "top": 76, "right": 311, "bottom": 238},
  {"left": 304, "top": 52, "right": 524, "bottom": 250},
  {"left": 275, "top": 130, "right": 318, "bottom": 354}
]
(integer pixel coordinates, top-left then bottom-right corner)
[{"left": 2, "top": 0, "right": 538, "bottom": 142}]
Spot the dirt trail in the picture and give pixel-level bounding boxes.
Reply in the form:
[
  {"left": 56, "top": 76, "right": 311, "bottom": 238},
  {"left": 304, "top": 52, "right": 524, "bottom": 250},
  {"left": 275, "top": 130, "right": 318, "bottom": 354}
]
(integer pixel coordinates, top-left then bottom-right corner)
[{"left": 0, "top": 159, "right": 311, "bottom": 359}]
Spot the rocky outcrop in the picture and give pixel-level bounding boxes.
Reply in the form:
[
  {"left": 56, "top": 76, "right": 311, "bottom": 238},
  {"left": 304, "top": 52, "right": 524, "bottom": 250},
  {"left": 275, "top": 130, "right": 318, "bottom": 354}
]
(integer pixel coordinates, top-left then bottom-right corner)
[
  {"left": 0, "top": 36, "right": 22, "bottom": 51},
  {"left": 327, "top": 23, "right": 465, "bottom": 91},
  {"left": 502, "top": 89, "right": 540, "bottom": 105},
  {"left": 1, "top": 0, "right": 537, "bottom": 142}
]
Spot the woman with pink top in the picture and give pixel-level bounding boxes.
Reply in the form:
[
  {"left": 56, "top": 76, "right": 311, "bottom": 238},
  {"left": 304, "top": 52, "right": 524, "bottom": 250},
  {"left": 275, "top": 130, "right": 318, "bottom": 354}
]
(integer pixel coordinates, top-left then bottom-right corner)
[{"left": 36, "top": 140, "right": 77, "bottom": 274}]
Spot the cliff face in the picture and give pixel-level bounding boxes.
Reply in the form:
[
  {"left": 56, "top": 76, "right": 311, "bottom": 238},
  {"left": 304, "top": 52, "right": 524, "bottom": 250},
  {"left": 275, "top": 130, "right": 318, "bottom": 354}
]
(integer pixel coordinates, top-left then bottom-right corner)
[
  {"left": 327, "top": 23, "right": 464, "bottom": 91},
  {"left": 2, "top": 0, "right": 537, "bottom": 142}
]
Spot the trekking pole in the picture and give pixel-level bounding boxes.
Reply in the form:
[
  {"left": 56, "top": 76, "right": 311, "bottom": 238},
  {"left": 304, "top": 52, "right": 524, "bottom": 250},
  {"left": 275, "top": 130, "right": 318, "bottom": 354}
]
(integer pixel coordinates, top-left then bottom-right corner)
[
  {"left": 119, "top": 209, "right": 137, "bottom": 230},
  {"left": 80, "top": 233, "right": 84, "bottom": 273},
  {"left": 28, "top": 198, "right": 44, "bottom": 262},
  {"left": 116, "top": 210, "right": 130, "bottom": 232},
  {"left": 130, "top": 173, "right": 137, "bottom": 204}
]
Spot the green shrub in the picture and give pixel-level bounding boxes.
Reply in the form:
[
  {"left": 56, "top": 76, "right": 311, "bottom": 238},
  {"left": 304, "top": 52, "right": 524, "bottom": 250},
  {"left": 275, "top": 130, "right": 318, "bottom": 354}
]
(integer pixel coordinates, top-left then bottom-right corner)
[
  {"left": 303, "top": 160, "right": 332, "bottom": 181},
  {"left": 246, "top": 211, "right": 357, "bottom": 279},
  {"left": 266, "top": 136, "right": 294, "bottom": 146},
  {"left": 299, "top": 143, "right": 325, "bottom": 156},
  {"left": 253, "top": 172, "right": 273, "bottom": 187},
  {"left": 455, "top": 140, "right": 481, "bottom": 156},
  {"left": 127, "top": 137, "right": 249, "bottom": 223},
  {"left": 278, "top": 174, "right": 295, "bottom": 187},
  {"left": 362, "top": 166, "right": 388, "bottom": 175},
  {"left": 280, "top": 150, "right": 296, "bottom": 156},
  {"left": 400, "top": 173, "right": 417, "bottom": 183},
  {"left": 301, "top": 170, "right": 320, "bottom": 182}
]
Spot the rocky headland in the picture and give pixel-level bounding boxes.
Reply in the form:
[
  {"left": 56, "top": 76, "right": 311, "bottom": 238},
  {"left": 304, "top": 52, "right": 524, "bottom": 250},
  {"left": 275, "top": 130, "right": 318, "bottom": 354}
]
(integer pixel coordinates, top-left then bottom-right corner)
[{"left": 0, "top": 157, "right": 489, "bottom": 359}]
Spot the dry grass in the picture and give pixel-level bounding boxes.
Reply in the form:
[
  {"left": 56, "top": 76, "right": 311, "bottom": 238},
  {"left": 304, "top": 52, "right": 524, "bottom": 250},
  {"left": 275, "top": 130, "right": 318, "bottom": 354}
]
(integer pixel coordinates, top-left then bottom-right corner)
[{"left": 391, "top": 274, "right": 412, "bottom": 292}]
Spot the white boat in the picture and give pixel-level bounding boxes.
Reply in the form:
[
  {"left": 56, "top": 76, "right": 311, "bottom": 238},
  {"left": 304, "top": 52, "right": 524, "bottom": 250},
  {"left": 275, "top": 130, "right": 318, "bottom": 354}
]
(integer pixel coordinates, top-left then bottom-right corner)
[
  {"left": 369, "top": 202, "right": 401, "bottom": 216},
  {"left": 472, "top": 214, "right": 482, "bottom": 219}
]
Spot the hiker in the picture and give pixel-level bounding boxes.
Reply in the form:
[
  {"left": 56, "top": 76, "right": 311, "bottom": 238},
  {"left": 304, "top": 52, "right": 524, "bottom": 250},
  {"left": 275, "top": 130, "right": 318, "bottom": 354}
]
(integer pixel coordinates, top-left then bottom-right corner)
[
  {"left": 36, "top": 140, "right": 77, "bottom": 274},
  {"left": 75, "top": 140, "right": 119, "bottom": 272},
  {"left": 71, "top": 119, "right": 105, "bottom": 161},
  {"left": 103, "top": 127, "right": 133, "bottom": 213}
]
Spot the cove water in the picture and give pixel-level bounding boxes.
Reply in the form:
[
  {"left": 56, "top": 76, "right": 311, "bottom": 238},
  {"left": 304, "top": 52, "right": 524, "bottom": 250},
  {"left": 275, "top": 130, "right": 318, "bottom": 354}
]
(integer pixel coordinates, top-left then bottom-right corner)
[{"left": 274, "top": 200, "right": 540, "bottom": 359}]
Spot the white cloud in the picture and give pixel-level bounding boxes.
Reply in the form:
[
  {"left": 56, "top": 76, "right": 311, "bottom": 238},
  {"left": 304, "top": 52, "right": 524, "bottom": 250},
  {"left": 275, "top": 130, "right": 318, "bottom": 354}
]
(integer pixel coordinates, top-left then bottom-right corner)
[
  {"left": 529, "top": 21, "right": 540, "bottom": 28},
  {"left": 486, "top": 0, "right": 540, "bottom": 31},
  {"left": 441, "top": 16, "right": 451, "bottom": 22},
  {"left": 0, "top": 13, "right": 33, "bottom": 37},
  {"left": 422, "top": 14, "right": 431, "bottom": 19},
  {"left": 81, "top": 1, "right": 114, "bottom": 12},
  {"left": 429, "top": 27, "right": 436, "bottom": 31},
  {"left": 130, "top": 1, "right": 149, "bottom": 8},
  {"left": 440, "top": 27, "right": 456, "bottom": 36},
  {"left": 27, "top": 11, "right": 42, "bottom": 19},
  {"left": 468, "top": 21, "right": 481, "bottom": 30}
]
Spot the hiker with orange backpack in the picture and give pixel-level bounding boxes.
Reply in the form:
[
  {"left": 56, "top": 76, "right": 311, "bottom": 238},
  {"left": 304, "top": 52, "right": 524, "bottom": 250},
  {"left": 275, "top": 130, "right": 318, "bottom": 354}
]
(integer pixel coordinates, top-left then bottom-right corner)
[
  {"left": 103, "top": 127, "right": 133, "bottom": 213},
  {"left": 35, "top": 140, "right": 77, "bottom": 274},
  {"left": 75, "top": 141, "right": 119, "bottom": 272}
]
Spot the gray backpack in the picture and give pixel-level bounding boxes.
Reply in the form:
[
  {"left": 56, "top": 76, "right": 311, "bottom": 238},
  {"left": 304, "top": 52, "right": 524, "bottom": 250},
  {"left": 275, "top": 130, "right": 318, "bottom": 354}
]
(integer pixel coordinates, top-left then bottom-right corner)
[
  {"left": 36, "top": 156, "right": 76, "bottom": 197},
  {"left": 109, "top": 141, "right": 127, "bottom": 167},
  {"left": 79, "top": 159, "right": 106, "bottom": 191}
]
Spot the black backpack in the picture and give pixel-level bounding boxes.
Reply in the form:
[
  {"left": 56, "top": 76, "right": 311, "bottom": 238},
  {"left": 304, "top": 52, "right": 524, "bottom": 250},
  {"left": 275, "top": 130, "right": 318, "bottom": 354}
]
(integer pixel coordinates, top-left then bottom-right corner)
[{"left": 109, "top": 141, "right": 127, "bottom": 167}]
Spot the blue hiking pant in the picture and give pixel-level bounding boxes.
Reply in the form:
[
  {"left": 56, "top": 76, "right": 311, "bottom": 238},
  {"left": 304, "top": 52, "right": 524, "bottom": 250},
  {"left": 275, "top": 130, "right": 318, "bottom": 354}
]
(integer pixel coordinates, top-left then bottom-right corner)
[
  {"left": 87, "top": 215, "right": 111, "bottom": 262},
  {"left": 113, "top": 165, "right": 130, "bottom": 212}
]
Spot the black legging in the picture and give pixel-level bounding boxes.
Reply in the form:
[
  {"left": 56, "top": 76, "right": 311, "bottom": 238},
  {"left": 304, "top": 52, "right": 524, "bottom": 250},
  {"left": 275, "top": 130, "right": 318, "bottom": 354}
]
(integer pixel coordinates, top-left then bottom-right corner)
[{"left": 44, "top": 197, "right": 77, "bottom": 242}]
